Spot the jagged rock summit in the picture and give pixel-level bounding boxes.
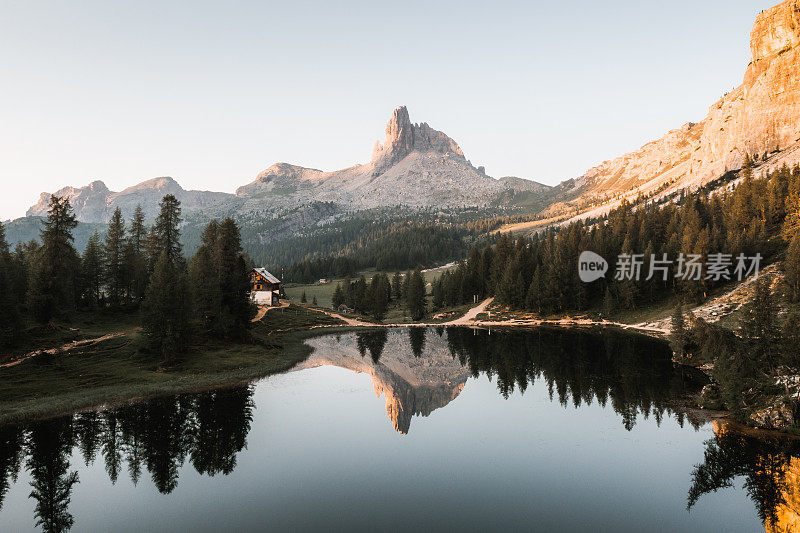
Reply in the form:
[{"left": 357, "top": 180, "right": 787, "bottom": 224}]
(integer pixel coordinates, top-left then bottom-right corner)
[
  {"left": 369, "top": 105, "right": 465, "bottom": 175},
  {"left": 235, "top": 105, "right": 546, "bottom": 211}
]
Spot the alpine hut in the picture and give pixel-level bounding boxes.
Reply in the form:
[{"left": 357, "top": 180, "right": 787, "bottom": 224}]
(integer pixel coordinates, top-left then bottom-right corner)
[{"left": 249, "top": 268, "right": 281, "bottom": 306}]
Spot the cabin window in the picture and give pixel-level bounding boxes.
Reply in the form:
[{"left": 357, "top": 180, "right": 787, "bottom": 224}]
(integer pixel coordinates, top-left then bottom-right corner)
[{"left": 255, "top": 284, "right": 262, "bottom": 290}]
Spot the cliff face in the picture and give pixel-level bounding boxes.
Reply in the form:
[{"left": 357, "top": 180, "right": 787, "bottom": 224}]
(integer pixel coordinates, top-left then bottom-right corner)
[
  {"left": 699, "top": 0, "right": 800, "bottom": 179},
  {"left": 568, "top": 0, "right": 800, "bottom": 217}
]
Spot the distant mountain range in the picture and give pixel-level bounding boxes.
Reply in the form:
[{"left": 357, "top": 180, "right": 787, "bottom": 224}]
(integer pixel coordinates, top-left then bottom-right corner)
[
  {"left": 18, "top": 0, "right": 800, "bottom": 255},
  {"left": 26, "top": 106, "right": 552, "bottom": 225}
]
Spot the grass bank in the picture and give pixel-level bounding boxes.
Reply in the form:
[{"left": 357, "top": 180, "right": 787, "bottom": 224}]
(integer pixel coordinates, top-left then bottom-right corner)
[{"left": 0, "top": 305, "right": 348, "bottom": 425}]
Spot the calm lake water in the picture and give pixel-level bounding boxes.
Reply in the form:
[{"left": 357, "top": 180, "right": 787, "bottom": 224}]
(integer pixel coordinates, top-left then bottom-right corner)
[{"left": 0, "top": 327, "right": 797, "bottom": 532}]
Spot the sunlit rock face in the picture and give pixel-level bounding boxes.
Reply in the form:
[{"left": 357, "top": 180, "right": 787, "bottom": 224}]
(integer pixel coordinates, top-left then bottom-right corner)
[
  {"left": 566, "top": 0, "right": 800, "bottom": 217},
  {"left": 295, "top": 329, "right": 471, "bottom": 434}
]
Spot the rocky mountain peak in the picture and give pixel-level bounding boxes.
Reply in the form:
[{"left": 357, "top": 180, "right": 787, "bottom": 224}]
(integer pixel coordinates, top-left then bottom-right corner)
[
  {"left": 123, "top": 176, "right": 183, "bottom": 193},
  {"left": 87, "top": 180, "right": 109, "bottom": 192},
  {"left": 750, "top": 0, "right": 800, "bottom": 64},
  {"left": 370, "top": 106, "right": 465, "bottom": 174},
  {"left": 370, "top": 106, "right": 415, "bottom": 170}
]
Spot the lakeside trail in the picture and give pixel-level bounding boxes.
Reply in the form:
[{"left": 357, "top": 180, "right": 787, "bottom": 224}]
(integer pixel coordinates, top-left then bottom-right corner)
[
  {"left": 0, "top": 332, "right": 128, "bottom": 369},
  {"left": 302, "top": 297, "right": 670, "bottom": 337},
  {"left": 305, "top": 265, "right": 786, "bottom": 337}
]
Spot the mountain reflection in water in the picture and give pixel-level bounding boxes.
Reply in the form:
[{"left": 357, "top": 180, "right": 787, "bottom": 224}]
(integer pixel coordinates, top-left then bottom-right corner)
[
  {"left": 0, "top": 327, "right": 796, "bottom": 532},
  {"left": 299, "top": 327, "right": 707, "bottom": 434}
]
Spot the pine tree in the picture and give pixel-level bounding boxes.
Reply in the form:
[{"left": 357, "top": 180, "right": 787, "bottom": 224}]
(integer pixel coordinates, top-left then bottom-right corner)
[
  {"left": 332, "top": 284, "right": 344, "bottom": 309},
  {"left": 391, "top": 271, "right": 402, "bottom": 301},
  {"left": 785, "top": 233, "right": 800, "bottom": 303},
  {"left": 145, "top": 226, "right": 160, "bottom": 276},
  {"left": 670, "top": 305, "right": 687, "bottom": 361},
  {"left": 28, "top": 195, "right": 80, "bottom": 323},
  {"left": 189, "top": 218, "right": 253, "bottom": 340},
  {"left": 141, "top": 252, "right": 191, "bottom": 361},
  {"left": 741, "top": 152, "right": 753, "bottom": 180},
  {"left": 103, "top": 208, "right": 127, "bottom": 306},
  {"left": 783, "top": 307, "right": 800, "bottom": 366},
  {"left": 153, "top": 194, "right": 183, "bottom": 268},
  {"left": 431, "top": 277, "right": 445, "bottom": 310},
  {"left": 740, "top": 278, "right": 780, "bottom": 374},
  {"left": 141, "top": 196, "right": 190, "bottom": 359},
  {"left": 370, "top": 273, "right": 390, "bottom": 321},
  {"left": 312, "top": 295, "right": 318, "bottom": 306},
  {"left": 188, "top": 243, "right": 220, "bottom": 331},
  {"left": 125, "top": 205, "right": 149, "bottom": 302},
  {"left": 0, "top": 222, "right": 21, "bottom": 346},
  {"left": 602, "top": 287, "right": 615, "bottom": 318},
  {"left": 214, "top": 218, "right": 253, "bottom": 339},
  {"left": 301, "top": 291, "right": 307, "bottom": 304},
  {"left": 406, "top": 269, "right": 426, "bottom": 321},
  {"left": 81, "top": 232, "right": 103, "bottom": 308}
]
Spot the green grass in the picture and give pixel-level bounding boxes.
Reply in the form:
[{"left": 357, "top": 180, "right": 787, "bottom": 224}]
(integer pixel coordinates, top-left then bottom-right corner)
[
  {"left": 283, "top": 264, "right": 457, "bottom": 310},
  {"left": 0, "top": 305, "right": 348, "bottom": 425},
  {"left": 2, "top": 310, "right": 142, "bottom": 362},
  {"left": 283, "top": 280, "right": 340, "bottom": 309}
]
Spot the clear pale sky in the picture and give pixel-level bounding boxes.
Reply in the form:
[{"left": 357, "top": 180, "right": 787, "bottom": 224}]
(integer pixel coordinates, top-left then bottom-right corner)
[{"left": 0, "top": 0, "right": 778, "bottom": 220}]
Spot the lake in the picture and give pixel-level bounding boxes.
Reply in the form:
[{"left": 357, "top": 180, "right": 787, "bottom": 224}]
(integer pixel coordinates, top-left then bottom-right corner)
[{"left": 0, "top": 327, "right": 796, "bottom": 532}]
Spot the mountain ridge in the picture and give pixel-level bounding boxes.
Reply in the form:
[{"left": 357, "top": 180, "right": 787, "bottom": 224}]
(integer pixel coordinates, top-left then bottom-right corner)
[{"left": 27, "top": 106, "right": 550, "bottom": 223}]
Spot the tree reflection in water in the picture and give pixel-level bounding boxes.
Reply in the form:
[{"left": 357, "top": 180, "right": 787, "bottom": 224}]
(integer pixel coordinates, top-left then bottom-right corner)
[
  {"left": 443, "top": 327, "right": 707, "bottom": 431},
  {"left": 0, "top": 384, "right": 255, "bottom": 532},
  {"left": 0, "top": 328, "right": 797, "bottom": 531},
  {"left": 688, "top": 421, "right": 800, "bottom": 531}
]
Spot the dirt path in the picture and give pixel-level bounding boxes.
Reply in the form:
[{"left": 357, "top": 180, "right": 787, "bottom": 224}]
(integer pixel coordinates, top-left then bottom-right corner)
[
  {"left": 442, "top": 297, "right": 494, "bottom": 325},
  {"left": 316, "top": 308, "right": 376, "bottom": 327},
  {"left": 467, "top": 317, "right": 670, "bottom": 336},
  {"left": 251, "top": 300, "right": 291, "bottom": 322},
  {"left": 0, "top": 332, "right": 127, "bottom": 369}
]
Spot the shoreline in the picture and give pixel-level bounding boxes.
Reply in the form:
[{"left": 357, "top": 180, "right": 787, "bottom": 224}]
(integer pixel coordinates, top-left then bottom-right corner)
[
  {"left": 0, "top": 318, "right": 671, "bottom": 428},
  {"left": 0, "top": 300, "right": 783, "bottom": 443}
]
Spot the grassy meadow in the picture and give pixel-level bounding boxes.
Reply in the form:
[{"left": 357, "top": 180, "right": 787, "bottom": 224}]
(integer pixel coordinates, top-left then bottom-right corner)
[{"left": 0, "top": 305, "right": 346, "bottom": 425}]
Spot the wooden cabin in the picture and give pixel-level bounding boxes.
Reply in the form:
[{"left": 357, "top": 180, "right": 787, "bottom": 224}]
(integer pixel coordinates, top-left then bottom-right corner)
[{"left": 249, "top": 268, "right": 281, "bottom": 306}]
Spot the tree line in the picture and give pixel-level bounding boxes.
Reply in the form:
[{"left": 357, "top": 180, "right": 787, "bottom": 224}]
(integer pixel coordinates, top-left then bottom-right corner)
[
  {"left": 0, "top": 194, "right": 255, "bottom": 361},
  {"left": 331, "top": 269, "right": 426, "bottom": 321},
  {"left": 284, "top": 224, "right": 469, "bottom": 283},
  {"left": 432, "top": 159, "right": 800, "bottom": 315}
]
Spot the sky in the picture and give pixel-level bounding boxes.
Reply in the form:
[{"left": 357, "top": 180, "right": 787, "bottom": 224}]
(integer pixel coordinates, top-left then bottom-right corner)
[{"left": 0, "top": 0, "right": 779, "bottom": 220}]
